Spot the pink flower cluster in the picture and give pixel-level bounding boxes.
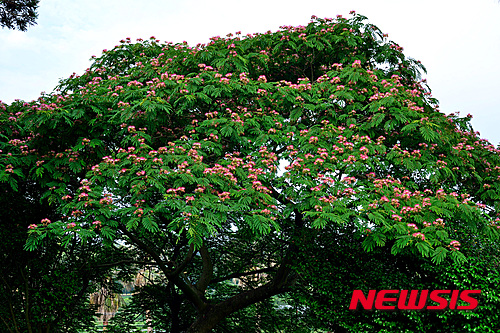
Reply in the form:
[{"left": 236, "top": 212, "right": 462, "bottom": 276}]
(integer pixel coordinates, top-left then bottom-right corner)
[
  {"left": 449, "top": 240, "right": 460, "bottom": 251},
  {"left": 412, "top": 232, "right": 425, "bottom": 240},
  {"left": 167, "top": 187, "right": 186, "bottom": 197}
]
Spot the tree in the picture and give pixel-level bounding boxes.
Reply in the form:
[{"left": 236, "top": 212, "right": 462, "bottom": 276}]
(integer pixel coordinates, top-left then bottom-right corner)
[
  {"left": 3, "top": 12, "right": 500, "bottom": 332},
  {"left": 0, "top": 115, "right": 137, "bottom": 332},
  {"left": 0, "top": 0, "right": 39, "bottom": 31},
  {"left": 0, "top": 177, "right": 133, "bottom": 332}
]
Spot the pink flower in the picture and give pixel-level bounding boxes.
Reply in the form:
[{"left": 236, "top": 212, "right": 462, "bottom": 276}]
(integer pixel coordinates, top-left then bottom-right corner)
[
  {"left": 449, "top": 240, "right": 460, "bottom": 250},
  {"left": 218, "top": 192, "right": 231, "bottom": 201},
  {"left": 407, "top": 223, "right": 418, "bottom": 230},
  {"left": 433, "top": 218, "right": 445, "bottom": 227},
  {"left": 412, "top": 232, "right": 425, "bottom": 240},
  {"left": 391, "top": 214, "right": 402, "bottom": 222},
  {"left": 309, "top": 136, "right": 318, "bottom": 143},
  {"left": 28, "top": 224, "right": 37, "bottom": 229},
  {"left": 67, "top": 222, "right": 76, "bottom": 229}
]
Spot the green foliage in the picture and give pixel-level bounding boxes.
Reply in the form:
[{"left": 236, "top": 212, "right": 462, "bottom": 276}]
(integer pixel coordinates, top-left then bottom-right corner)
[
  {"left": 0, "top": 0, "right": 39, "bottom": 31},
  {"left": 290, "top": 225, "right": 500, "bottom": 332},
  {"left": 0, "top": 179, "right": 127, "bottom": 332},
  {"left": 1, "top": 12, "right": 499, "bottom": 332}
]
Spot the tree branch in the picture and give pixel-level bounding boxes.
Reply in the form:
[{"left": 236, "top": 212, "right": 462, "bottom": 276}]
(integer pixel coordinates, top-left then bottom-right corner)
[
  {"left": 195, "top": 244, "right": 213, "bottom": 294},
  {"left": 210, "top": 266, "right": 276, "bottom": 284},
  {"left": 188, "top": 211, "right": 303, "bottom": 332},
  {"left": 118, "top": 224, "right": 209, "bottom": 313},
  {"left": 171, "top": 243, "right": 195, "bottom": 277},
  {"left": 92, "top": 259, "right": 169, "bottom": 269}
]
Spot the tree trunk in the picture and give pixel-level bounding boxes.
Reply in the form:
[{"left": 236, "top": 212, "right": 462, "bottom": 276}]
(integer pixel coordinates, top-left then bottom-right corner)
[
  {"left": 186, "top": 306, "right": 221, "bottom": 333},
  {"left": 186, "top": 282, "right": 288, "bottom": 333},
  {"left": 169, "top": 294, "right": 182, "bottom": 333}
]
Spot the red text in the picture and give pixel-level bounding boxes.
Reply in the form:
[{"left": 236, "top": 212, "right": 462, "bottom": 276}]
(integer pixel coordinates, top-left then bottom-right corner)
[{"left": 349, "top": 290, "right": 480, "bottom": 310}]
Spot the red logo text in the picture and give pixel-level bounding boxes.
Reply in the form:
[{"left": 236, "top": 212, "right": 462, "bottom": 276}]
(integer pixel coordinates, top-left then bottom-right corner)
[{"left": 349, "top": 290, "right": 480, "bottom": 310}]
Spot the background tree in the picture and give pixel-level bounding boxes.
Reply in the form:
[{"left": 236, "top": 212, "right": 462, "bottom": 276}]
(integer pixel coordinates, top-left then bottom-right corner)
[
  {"left": 0, "top": 101, "right": 137, "bottom": 332},
  {"left": 2, "top": 12, "right": 499, "bottom": 332},
  {"left": 0, "top": 177, "right": 134, "bottom": 332},
  {"left": 0, "top": 0, "right": 39, "bottom": 31}
]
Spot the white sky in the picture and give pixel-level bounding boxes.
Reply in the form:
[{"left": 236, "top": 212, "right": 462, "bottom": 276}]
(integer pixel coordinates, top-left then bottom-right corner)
[{"left": 1, "top": 0, "right": 499, "bottom": 145}]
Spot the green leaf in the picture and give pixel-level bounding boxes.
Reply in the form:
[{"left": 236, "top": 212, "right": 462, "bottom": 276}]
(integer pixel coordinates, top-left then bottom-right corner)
[
  {"left": 450, "top": 250, "right": 468, "bottom": 265},
  {"left": 290, "top": 108, "right": 303, "bottom": 121},
  {"left": 431, "top": 246, "right": 448, "bottom": 264},
  {"left": 391, "top": 235, "right": 411, "bottom": 254},
  {"left": 420, "top": 126, "right": 438, "bottom": 141},
  {"left": 436, "top": 230, "right": 448, "bottom": 240},
  {"left": 415, "top": 241, "right": 430, "bottom": 257}
]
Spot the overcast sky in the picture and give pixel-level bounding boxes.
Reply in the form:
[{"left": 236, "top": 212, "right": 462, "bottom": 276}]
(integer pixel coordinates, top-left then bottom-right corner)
[{"left": 1, "top": 0, "right": 499, "bottom": 145}]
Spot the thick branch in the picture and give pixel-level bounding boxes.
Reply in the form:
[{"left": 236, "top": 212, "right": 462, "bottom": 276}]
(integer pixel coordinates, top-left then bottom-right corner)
[
  {"left": 269, "top": 184, "right": 294, "bottom": 206},
  {"left": 195, "top": 244, "right": 213, "bottom": 294},
  {"left": 188, "top": 211, "right": 303, "bottom": 332},
  {"left": 210, "top": 266, "right": 276, "bottom": 284},
  {"left": 93, "top": 259, "right": 168, "bottom": 269},
  {"left": 118, "top": 224, "right": 208, "bottom": 312},
  {"left": 171, "top": 243, "right": 195, "bottom": 276},
  {"left": 118, "top": 224, "right": 173, "bottom": 273}
]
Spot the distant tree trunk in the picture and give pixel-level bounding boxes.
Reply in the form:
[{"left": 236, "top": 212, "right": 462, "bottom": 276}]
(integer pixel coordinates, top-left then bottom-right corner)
[{"left": 89, "top": 286, "right": 125, "bottom": 329}]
